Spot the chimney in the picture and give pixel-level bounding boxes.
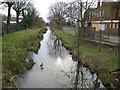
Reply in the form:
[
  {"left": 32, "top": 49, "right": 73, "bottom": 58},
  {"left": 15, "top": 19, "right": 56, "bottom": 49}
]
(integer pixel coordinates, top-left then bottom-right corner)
[{"left": 98, "top": 0, "right": 101, "bottom": 7}]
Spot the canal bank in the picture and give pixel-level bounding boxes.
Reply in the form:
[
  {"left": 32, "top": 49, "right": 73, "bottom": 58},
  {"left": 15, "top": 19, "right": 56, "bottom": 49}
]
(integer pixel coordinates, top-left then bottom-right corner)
[
  {"left": 17, "top": 27, "right": 105, "bottom": 88},
  {"left": 53, "top": 29, "right": 119, "bottom": 88},
  {"left": 2, "top": 28, "right": 46, "bottom": 88}
]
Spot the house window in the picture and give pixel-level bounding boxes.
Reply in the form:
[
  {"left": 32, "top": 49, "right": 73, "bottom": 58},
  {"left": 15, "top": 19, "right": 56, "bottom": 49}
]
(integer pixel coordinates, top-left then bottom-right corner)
[
  {"left": 109, "top": 23, "right": 112, "bottom": 28},
  {"left": 102, "top": 10, "right": 104, "bottom": 17},
  {"left": 99, "top": 10, "right": 102, "bottom": 17},
  {"left": 95, "top": 11, "right": 97, "bottom": 18},
  {"left": 119, "top": 9, "right": 120, "bottom": 17},
  {"left": 97, "top": 12, "right": 99, "bottom": 18},
  {"left": 110, "top": 23, "right": 113, "bottom": 28},
  {"left": 116, "top": 23, "right": 118, "bottom": 29},
  {"left": 115, "top": 23, "right": 119, "bottom": 29},
  {"left": 90, "top": 12, "right": 92, "bottom": 19},
  {"left": 113, "top": 23, "right": 115, "bottom": 28},
  {"left": 107, "top": 23, "right": 111, "bottom": 28},
  {"left": 105, "top": 23, "right": 107, "bottom": 28},
  {"left": 107, "top": 23, "right": 109, "bottom": 28},
  {"left": 89, "top": 12, "right": 91, "bottom": 19},
  {"left": 92, "top": 12, "right": 94, "bottom": 18}
]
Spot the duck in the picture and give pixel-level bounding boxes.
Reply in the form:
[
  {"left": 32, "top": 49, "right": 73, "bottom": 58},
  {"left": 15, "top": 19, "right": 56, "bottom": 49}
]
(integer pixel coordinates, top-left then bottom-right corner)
[
  {"left": 40, "top": 63, "right": 44, "bottom": 69},
  {"left": 113, "top": 68, "right": 120, "bottom": 72}
]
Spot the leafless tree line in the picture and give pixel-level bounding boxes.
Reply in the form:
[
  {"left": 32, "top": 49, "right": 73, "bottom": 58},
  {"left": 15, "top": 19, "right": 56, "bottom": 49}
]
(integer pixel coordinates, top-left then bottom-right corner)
[
  {"left": 48, "top": 0, "right": 97, "bottom": 29},
  {"left": 1, "top": 0, "right": 30, "bottom": 24},
  {"left": 0, "top": 0, "right": 45, "bottom": 33},
  {"left": 48, "top": 0, "right": 97, "bottom": 58}
]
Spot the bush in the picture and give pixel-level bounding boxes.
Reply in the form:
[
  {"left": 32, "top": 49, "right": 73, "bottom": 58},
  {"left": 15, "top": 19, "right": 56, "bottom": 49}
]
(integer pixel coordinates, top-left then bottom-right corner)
[{"left": 26, "top": 59, "right": 36, "bottom": 70}]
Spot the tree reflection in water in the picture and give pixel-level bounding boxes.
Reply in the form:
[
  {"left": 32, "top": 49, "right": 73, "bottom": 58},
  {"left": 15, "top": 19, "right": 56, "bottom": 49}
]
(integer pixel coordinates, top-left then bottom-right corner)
[
  {"left": 47, "top": 33, "right": 67, "bottom": 60},
  {"left": 46, "top": 30, "right": 104, "bottom": 89},
  {"left": 18, "top": 28, "right": 105, "bottom": 88}
]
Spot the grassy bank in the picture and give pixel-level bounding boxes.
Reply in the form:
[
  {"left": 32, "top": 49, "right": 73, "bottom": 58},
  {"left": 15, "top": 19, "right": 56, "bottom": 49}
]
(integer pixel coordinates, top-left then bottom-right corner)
[
  {"left": 53, "top": 29, "right": 119, "bottom": 88},
  {"left": 2, "top": 28, "right": 46, "bottom": 88}
]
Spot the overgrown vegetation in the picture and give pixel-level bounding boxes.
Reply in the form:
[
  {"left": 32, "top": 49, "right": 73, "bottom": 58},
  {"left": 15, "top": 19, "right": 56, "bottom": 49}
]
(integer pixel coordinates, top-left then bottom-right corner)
[
  {"left": 26, "top": 59, "right": 36, "bottom": 70},
  {"left": 2, "top": 28, "right": 46, "bottom": 88},
  {"left": 53, "top": 29, "right": 119, "bottom": 88}
]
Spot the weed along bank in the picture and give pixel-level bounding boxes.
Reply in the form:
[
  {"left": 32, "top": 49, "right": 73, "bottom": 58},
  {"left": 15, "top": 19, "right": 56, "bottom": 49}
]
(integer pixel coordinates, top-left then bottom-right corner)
[
  {"left": 53, "top": 29, "right": 119, "bottom": 88},
  {"left": 2, "top": 28, "right": 46, "bottom": 88}
]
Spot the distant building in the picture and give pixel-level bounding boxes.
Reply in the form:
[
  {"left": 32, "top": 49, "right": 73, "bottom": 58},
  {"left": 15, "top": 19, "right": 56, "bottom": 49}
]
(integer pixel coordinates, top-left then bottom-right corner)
[{"left": 86, "top": 1, "right": 120, "bottom": 33}]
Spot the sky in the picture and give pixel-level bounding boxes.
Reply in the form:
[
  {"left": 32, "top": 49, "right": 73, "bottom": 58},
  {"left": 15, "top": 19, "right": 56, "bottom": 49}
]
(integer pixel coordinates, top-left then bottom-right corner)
[
  {"left": 33, "top": 0, "right": 73, "bottom": 22},
  {"left": 0, "top": 0, "right": 118, "bottom": 22}
]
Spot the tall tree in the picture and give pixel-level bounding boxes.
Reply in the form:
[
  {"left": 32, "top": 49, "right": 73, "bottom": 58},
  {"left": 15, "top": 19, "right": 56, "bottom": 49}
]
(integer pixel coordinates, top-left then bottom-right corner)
[
  {"left": 12, "top": 0, "right": 30, "bottom": 25},
  {"left": 66, "top": 0, "right": 97, "bottom": 59},
  {"left": 48, "top": 2, "right": 68, "bottom": 29},
  {"left": 1, "top": 0, "right": 14, "bottom": 33},
  {"left": 33, "top": 17, "right": 45, "bottom": 28},
  {"left": 67, "top": 0, "right": 97, "bottom": 29},
  {"left": 21, "top": 4, "right": 39, "bottom": 28}
]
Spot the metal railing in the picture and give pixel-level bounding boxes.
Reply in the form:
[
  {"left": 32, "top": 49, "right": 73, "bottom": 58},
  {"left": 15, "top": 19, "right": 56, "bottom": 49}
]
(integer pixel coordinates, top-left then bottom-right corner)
[{"left": 84, "top": 27, "right": 119, "bottom": 44}]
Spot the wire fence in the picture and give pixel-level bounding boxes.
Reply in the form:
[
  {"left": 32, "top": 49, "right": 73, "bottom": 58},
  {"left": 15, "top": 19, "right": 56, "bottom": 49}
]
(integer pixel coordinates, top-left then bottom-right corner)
[
  {"left": 2, "top": 25, "right": 27, "bottom": 36},
  {"left": 83, "top": 27, "right": 119, "bottom": 44}
]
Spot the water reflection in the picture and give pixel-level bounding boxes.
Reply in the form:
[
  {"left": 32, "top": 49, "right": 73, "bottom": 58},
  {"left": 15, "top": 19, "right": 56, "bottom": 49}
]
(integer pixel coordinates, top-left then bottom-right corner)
[
  {"left": 47, "top": 32, "right": 67, "bottom": 60},
  {"left": 18, "top": 27, "right": 105, "bottom": 88},
  {"left": 74, "top": 61, "right": 81, "bottom": 88}
]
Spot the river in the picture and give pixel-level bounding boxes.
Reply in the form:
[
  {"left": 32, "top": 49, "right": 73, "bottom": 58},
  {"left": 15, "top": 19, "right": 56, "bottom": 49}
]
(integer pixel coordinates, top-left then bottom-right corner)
[{"left": 17, "top": 27, "right": 105, "bottom": 88}]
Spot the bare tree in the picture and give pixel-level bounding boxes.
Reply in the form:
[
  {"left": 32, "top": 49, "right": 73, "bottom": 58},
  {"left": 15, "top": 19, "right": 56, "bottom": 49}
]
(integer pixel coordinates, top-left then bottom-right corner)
[
  {"left": 21, "top": 4, "right": 40, "bottom": 28},
  {"left": 1, "top": 0, "right": 14, "bottom": 33},
  {"left": 12, "top": 0, "right": 31, "bottom": 25},
  {"left": 66, "top": 0, "right": 97, "bottom": 59},
  {"left": 67, "top": 0, "right": 97, "bottom": 30},
  {"left": 48, "top": 2, "right": 68, "bottom": 29}
]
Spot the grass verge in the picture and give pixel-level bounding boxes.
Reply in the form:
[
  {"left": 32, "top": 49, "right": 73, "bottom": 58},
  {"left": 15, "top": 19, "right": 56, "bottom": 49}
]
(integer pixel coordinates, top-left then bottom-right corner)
[
  {"left": 53, "top": 29, "right": 119, "bottom": 88},
  {"left": 2, "top": 28, "right": 46, "bottom": 88}
]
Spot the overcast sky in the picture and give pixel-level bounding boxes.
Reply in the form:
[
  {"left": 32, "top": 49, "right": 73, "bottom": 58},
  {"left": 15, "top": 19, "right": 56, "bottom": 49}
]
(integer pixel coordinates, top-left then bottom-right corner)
[
  {"left": 33, "top": 0, "right": 74, "bottom": 22},
  {"left": 0, "top": 0, "right": 118, "bottom": 22}
]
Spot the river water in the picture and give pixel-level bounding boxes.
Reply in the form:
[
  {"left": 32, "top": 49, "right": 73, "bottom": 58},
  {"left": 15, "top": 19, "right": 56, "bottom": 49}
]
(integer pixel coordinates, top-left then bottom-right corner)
[{"left": 17, "top": 27, "right": 105, "bottom": 88}]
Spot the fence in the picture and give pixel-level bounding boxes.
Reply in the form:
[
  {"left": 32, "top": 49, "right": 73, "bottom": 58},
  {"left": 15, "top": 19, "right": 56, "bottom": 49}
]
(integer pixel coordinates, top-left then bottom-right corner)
[
  {"left": 84, "top": 27, "right": 119, "bottom": 44},
  {"left": 84, "top": 27, "right": 96, "bottom": 38},
  {"left": 2, "top": 25, "right": 27, "bottom": 35}
]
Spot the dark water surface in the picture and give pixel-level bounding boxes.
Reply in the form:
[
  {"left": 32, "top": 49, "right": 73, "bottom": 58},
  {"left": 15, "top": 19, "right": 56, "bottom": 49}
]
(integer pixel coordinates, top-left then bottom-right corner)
[{"left": 18, "top": 27, "right": 105, "bottom": 88}]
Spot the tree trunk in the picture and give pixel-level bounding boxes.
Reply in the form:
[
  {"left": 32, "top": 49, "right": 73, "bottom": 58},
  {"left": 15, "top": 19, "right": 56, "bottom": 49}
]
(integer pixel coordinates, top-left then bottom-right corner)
[
  {"left": 118, "top": 19, "right": 120, "bottom": 89},
  {"left": 16, "top": 12, "right": 20, "bottom": 25},
  {"left": 77, "top": 20, "right": 80, "bottom": 59},
  {"left": 7, "top": 5, "right": 12, "bottom": 33}
]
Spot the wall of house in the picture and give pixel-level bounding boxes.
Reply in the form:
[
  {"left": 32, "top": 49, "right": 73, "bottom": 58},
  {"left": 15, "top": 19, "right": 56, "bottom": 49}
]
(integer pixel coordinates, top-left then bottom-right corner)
[
  {"left": 91, "top": 22, "right": 118, "bottom": 32},
  {"left": 91, "top": 23, "right": 99, "bottom": 31},
  {"left": 86, "top": 2, "right": 119, "bottom": 21}
]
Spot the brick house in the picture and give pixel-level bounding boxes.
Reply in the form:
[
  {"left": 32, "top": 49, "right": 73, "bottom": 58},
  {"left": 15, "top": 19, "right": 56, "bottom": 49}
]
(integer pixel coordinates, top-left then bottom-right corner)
[{"left": 86, "top": 1, "right": 120, "bottom": 35}]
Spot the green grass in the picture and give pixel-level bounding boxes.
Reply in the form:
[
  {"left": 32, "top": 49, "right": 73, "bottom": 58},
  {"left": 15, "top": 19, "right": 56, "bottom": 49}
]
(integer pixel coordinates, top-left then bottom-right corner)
[
  {"left": 0, "top": 37, "right": 2, "bottom": 89},
  {"left": 2, "top": 28, "right": 46, "bottom": 88},
  {"left": 26, "top": 59, "right": 36, "bottom": 70},
  {"left": 53, "top": 29, "right": 119, "bottom": 88}
]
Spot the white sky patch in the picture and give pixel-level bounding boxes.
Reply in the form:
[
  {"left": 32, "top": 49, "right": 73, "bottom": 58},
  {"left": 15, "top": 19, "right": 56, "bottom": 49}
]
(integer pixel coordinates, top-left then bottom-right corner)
[{"left": 33, "top": 0, "right": 74, "bottom": 22}]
